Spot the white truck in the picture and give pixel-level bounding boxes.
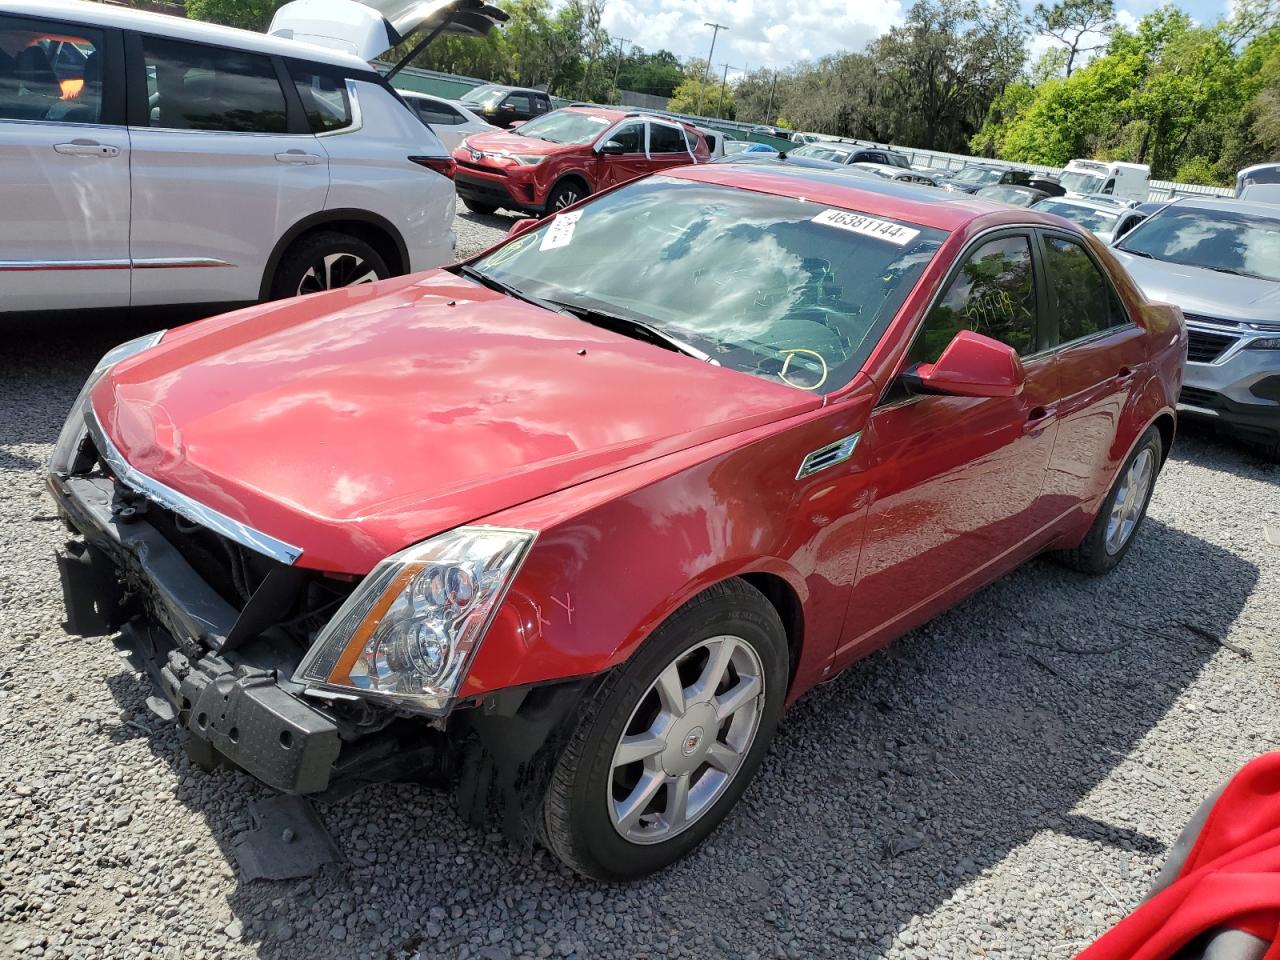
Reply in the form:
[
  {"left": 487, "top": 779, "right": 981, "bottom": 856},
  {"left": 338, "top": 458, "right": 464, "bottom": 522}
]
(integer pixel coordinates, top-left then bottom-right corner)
[{"left": 1059, "top": 159, "right": 1151, "bottom": 202}]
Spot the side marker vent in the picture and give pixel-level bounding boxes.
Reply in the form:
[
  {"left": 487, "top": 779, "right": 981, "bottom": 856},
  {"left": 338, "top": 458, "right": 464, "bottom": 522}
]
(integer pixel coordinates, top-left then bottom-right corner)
[{"left": 796, "top": 433, "right": 861, "bottom": 480}]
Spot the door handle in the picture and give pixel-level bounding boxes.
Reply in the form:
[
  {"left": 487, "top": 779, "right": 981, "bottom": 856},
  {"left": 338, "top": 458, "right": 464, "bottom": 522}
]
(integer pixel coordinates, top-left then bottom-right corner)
[
  {"left": 1023, "top": 404, "right": 1056, "bottom": 434},
  {"left": 1114, "top": 366, "right": 1135, "bottom": 385},
  {"left": 54, "top": 139, "right": 119, "bottom": 158},
  {"left": 274, "top": 150, "right": 323, "bottom": 165}
]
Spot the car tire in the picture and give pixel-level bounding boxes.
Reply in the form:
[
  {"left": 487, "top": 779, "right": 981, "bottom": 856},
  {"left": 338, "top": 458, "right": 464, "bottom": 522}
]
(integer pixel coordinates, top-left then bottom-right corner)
[
  {"left": 1057, "top": 426, "right": 1163, "bottom": 575},
  {"left": 545, "top": 181, "right": 588, "bottom": 215},
  {"left": 270, "top": 232, "right": 390, "bottom": 300},
  {"left": 538, "top": 579, "right": 788, "bottom": 881},
  {"left": 461, "top": 199, "right": 499, "bottom": 216}
]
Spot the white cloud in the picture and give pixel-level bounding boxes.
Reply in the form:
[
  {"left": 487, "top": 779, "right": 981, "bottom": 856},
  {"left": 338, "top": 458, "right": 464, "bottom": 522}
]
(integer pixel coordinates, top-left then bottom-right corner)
[{"left": 599, "top": 0, "right": 906, "bottom": 72}]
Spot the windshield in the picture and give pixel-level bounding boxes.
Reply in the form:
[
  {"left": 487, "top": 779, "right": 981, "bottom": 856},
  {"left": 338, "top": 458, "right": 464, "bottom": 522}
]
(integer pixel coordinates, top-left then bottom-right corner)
[
  {"left": 952, "top": 167, "right": 1001, "bottom": 185},
  {"left": 1117, "top": 206, "right": 1280, "bottom": 282},
  {"left": 1035, "top": 200, "right": 1120, "bottom": 233},
  {"left": 790, "top": 144, "right": 853, "bottom": 163},
  {"left": 459, "top": 85, "right": 506, "bottom": 108},
  {"left": 514, "top": 109, "right": 611, "bottom": 144},
  {"left": 1060, "top": 170, "right": 1106, "bottom": 194},
  {"left": 978, "top": 186, "right": 1040, "bottom": 207},
  {"left": 467, "top": 177, "right": 945, "bottom": 393}
]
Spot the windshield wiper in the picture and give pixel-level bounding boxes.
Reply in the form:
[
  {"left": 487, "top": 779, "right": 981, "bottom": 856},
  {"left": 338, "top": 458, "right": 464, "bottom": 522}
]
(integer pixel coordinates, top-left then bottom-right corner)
[
  {"left": 1120, "top": 248, "right": 1154, "bottom": 259},
  {"left": 547, "top": 298, "right": 720, "bottom": 364},
  {"left": 457, "top": 264, "right": 575, "bottom": 317},
  {"left": 1204, "top": 264, "right": 1271, "bottom": 281}
]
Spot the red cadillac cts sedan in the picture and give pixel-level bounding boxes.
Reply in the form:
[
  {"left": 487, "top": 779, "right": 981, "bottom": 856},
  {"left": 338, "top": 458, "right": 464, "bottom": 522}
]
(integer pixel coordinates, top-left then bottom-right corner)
[
  {"left": 452, "top": 105, "right": 710, "bottom": 216},
  {"left": 49, "top": 164, "right": 1186, "bottom": 881}
]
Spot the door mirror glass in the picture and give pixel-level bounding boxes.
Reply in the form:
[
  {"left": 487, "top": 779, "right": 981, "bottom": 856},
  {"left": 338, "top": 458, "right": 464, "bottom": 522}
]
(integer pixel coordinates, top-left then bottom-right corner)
[
  {"left": 598, "top": 139, "right": 626, "bottom": 155},
  {"left": 910, "top": 330, "right": 1026, "bottom": 398}
]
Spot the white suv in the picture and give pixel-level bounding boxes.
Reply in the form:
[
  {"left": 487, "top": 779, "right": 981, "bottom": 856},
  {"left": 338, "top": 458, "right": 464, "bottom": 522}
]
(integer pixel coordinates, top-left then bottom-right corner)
[{"left": 0, "top": 0, "right": 499, "bottom": 313}]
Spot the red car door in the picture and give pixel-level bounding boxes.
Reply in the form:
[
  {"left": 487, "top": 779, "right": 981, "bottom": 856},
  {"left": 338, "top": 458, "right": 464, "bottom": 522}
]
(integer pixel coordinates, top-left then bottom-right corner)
[
  {"left": 1036, "top": 231, "right": 1150, "bottom": 511},
  {"left": 834, "top": 232, "right": 1061, "bottom": 667},
  {"left": 593, "top": 119, "right": 651, "bottom": 190}
]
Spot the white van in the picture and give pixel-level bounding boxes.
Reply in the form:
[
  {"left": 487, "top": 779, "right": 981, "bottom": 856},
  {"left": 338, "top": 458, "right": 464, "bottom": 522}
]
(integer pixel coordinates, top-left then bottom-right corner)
[
  {"left": 0, "top": 0, "right": 502, "bottom": 314},
  {"left": 1236, "top": 163, "right": 1280, "bottom": 203},
  {"left": 1059, "top": 159, "right": 1150, "bottom": 202}
]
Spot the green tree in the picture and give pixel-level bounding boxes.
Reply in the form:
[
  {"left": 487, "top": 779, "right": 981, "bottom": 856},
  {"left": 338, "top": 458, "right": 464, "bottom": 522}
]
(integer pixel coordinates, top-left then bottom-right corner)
[
  {"left": 185, "top": 0, "right": 280, "bottom": 32},
  {"left": 1028, "top": 0, "right": 1116, "bottom": 77}
]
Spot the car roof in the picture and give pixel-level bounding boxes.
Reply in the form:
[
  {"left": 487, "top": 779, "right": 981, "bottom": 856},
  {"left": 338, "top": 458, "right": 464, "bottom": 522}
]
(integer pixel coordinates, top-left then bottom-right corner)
[
  {"left": 667, "top": 161, "right": 1056, "bottom": 232},
  {"left": 465, "top": 84, "right": 544, "bottom": 95},
  {"left": 12, "top": 0, "right": 371, "bottom": 70},
  {"left": 1037, "top": 195, "right": 1126, "bottom": 212},
  {"left": 1162, "top": 196, "right": 1280, "bottom": 217}
]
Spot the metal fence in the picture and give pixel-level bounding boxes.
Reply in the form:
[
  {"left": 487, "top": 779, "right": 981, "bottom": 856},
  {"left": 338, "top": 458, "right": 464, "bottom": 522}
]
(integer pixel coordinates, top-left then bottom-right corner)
[{"left": 377, "top": 66, "right": 1236, "bottom": 201}]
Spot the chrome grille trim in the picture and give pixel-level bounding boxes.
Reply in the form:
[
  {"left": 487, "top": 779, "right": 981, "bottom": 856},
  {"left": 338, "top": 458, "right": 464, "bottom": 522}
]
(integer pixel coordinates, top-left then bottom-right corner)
[{"left": 86, "top": 412, "right": 303, "bottom": 566}]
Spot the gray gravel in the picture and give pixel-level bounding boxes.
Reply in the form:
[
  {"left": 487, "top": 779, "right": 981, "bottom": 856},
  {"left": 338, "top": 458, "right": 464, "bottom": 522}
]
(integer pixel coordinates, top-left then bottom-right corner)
[{"left": 2, "top": 198, "right": 1278, "bottom": 960}]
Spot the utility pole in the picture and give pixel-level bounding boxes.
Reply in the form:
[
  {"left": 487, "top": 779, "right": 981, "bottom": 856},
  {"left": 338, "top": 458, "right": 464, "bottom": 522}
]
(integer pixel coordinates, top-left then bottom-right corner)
[
  {"left": 717, "top": 63, "right": 739, "bottom": 119},
  {"left": 695, "top": 22, "right": 728, "bottom": 117},
  {"left": 612, "top": 37, "right": 631, "bottom": 88}
]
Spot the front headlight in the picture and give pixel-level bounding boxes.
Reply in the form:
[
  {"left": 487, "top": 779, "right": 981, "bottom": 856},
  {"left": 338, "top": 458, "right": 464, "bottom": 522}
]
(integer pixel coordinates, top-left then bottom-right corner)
[
  {"left": 294, "top": 526, "right": 536, "bottom": 713},
  {"left": 510, "top": 154, "right": 546, "bottom": 166},
  {"left": 1244, "top": 337, "right": 1280, "bottom": 350},
  {"left": 49, "top": 331, "right": 166, "bottom": 474}
]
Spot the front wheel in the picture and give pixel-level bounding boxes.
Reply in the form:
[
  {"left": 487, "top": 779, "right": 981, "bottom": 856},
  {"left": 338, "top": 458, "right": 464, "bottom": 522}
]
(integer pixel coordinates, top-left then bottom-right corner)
[
  {"left": 270, "top": 232, "right": 390, "bottom": 300},
  {"left": 539, "top": 580, "right": 788, "bottom": 881},
  {"left": 1057, "top": 426, "right": 1162, "bottom": 575},
  {"left": 461, "top": 198, "right": 498, "bottom": 216},
  {"left": 545, "top": 181, "right": 588, "bottom": 214}
]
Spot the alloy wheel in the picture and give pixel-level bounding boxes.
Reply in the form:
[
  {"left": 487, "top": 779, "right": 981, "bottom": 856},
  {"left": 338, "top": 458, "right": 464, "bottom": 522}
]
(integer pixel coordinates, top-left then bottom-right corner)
[
  {"left": 552, "top": 189, "right": 580, "bottom": 209},
  {"left": 296, "top": 252, "right": 381, "bottom": 296},
  {"left": 607, "top": 634, "right": 765, "bottom": 845},
  {"left": 1104, "top": 447, "right": 1155, "bottom": 555}
]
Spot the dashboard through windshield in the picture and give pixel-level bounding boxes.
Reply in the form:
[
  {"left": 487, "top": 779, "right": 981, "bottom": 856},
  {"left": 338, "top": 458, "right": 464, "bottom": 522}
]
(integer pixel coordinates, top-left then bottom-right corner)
[{"left": 467, "top": 177, "right": 945, "bottom": 393}]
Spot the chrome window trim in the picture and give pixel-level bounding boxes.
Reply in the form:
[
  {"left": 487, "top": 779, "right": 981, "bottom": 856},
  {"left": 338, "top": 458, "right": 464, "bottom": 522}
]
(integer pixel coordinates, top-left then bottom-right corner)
[
  {"left": 316, "top": 78, "right": 361, "bottom": 137},
  {"left": 86, "top": 411, "right": 303, "bottom": 566}
]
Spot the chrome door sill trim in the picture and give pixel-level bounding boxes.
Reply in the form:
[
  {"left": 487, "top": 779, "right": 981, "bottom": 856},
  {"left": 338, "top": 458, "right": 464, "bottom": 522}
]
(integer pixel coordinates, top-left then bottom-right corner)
[{"left": 0, "top": 258, "right": 231, "bottom": 271}]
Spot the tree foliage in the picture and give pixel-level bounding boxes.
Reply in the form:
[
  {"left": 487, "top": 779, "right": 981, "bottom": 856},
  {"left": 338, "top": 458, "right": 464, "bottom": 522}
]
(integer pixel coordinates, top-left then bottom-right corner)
[
  {"left": 185, "top": 0, "right": 279, "bottom": 32},
  {"left": 1029, "top": 0, "right": 1116, "bottom": 76},
  {"left": 973, "top": 4, "right": 1280, "bottom": 183}
]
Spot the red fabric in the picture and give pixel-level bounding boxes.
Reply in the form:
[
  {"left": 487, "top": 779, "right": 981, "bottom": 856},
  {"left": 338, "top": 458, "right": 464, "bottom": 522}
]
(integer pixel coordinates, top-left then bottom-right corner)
[{"left": 1077, "top": 753, "right": 1280, "bottom": 960}]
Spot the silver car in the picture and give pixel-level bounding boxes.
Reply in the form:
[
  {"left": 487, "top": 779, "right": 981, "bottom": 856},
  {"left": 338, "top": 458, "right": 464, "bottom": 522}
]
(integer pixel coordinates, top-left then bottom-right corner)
[
  {"left": 1031, "top": 195, "right": 1147, "bottom": 245},
  {"left": 0, "top": 0, "right": 499, "bottom": 314},
  {"left": 1111, "top": 197, "right": 1280, "bottom": 459}
]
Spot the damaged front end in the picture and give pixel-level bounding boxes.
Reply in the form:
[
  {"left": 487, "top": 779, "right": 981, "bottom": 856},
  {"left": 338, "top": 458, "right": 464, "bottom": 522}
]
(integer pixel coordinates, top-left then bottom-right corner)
[{"left": 47, "top": 336, "right": 600, "bottom": 835}]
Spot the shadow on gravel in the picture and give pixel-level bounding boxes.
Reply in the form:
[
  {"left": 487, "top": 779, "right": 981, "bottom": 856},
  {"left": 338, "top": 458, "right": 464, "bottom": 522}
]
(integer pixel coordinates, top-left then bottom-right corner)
[
  {"left": 455, "top": 207, "right": 523, "bottom": 234},
  {"left": 1170, "top": 419, "right": 1280, "bottom": 476},
  {"left": 95, "top": 510, "right": 1259, "bottom": 959}
]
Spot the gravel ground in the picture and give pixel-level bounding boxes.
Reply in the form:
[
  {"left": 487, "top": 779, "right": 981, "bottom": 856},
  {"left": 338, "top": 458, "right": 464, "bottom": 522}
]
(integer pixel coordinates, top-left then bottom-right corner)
[{"left": 2, "top": 199, "right": 1278, "bottom": 960}]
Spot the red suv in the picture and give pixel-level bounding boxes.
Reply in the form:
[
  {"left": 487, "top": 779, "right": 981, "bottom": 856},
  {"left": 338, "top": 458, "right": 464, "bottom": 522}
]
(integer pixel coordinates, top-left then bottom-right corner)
[{"left": 452, "top": 106, "right": 710, "bottom": 215}]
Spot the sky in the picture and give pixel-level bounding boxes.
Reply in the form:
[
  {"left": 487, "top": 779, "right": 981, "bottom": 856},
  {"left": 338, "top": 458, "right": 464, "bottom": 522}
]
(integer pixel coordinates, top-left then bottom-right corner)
[{"left": 598, "top": 0, "right": 1237, "bottom": 79}]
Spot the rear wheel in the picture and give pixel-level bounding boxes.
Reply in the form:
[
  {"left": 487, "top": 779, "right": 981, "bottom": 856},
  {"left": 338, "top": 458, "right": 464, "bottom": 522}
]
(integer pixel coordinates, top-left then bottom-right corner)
[
  {"left": 1057, "top": 426, "right": 1162, "bottom": 574},
  {"left": 539, "top": 580, "right": 788, "bottom": 881},
  {"left": 461, "top": 198, "right": 498, "bottom": 216},
  {"left": 270, "top": 232, "right": 389, "bottom": 300}
]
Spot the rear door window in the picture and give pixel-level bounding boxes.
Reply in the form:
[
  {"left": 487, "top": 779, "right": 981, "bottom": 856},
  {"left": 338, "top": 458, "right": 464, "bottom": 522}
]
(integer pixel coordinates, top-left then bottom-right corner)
[
  {"left": 0, "top": 15, "right": 107, "bottom": 123},
  {"left": 287, "top": 62, "right": 350, "bottom": 133},
  {"left": 1041, "top": 235, "right": 1126, "bottom": 343},
  {"left": 648, "top": 122, "right": 687, "bottom": 154},
  {"left": 142, "top": 35, "right": 287, "bottom": 133},
  {"left": 910, "top": 235, "right": 1039, "bottom": 364},
  {"left": 411, "top": 97, "right": 464, "bottom": 125}
]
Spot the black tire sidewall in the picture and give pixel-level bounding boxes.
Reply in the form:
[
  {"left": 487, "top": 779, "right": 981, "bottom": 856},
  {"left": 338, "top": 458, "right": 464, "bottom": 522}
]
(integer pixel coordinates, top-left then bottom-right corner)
[
  {"left": 462, "top": 199, "right": 498, "bottom": 215},
  {"left": 546, "top": 182, "right": 587, "bottom": 214},
  {"left": 271, "top": 233, "right": 388, "bottom": 300},
  {"left": 554, "top": 587, "right": 788, "bottom": 880},
  {"left": 1083, "top": 428, "right": 1163, "bottom": 572}
]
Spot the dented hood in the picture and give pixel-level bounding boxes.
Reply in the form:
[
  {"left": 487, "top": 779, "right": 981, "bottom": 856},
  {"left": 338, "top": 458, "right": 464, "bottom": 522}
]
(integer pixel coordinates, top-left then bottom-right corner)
[{"left": 90, "top": 271, "right": 818, "bottom": 573}]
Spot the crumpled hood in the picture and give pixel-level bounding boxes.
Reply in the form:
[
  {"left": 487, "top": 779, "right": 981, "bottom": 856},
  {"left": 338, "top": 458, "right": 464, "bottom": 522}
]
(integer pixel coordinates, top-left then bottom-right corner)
[
  {"left": 91, "top": 271, "right": 817, "bottom": 572},
  {"left": 1112, "top": 251, "right": 1280, "bottom": 326}
]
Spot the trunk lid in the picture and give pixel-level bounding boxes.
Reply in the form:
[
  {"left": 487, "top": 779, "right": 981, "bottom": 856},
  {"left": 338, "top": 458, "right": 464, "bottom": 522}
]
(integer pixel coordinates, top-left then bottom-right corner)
[{"left": 268, "top": 0, "right": 507, "bottom": 63}]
